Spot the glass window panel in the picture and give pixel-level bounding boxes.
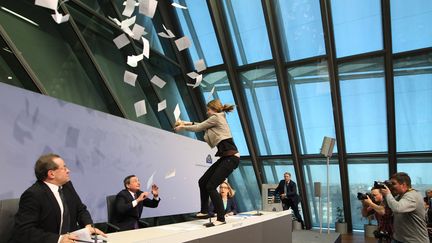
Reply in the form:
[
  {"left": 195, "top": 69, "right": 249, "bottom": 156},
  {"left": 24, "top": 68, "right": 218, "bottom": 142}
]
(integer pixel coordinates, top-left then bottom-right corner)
[
  {"left": 79, "top": 0, "right": 104, "bottom": 14},
  {"left": 261, "top": 159, "right": 303, "bottom": 220},
  {"left": 262, "top": 159, "right": 305, "bottom": 221},
  {"left": 241, "top": 67, "right": 291, "bottom": 155},
  {"left": 0, "top": 0, "right": 116, "bottom": 113},
  {"left": 262, "top": 159, "right": 296, "bottom": 184},
  {"left": 229, "top": 159, "right": 261, "bottom": 212},
  {"left": 222, "top": 0, "right": 272, "bottom": 65},
  {"left": 288, "top": 61, "right": 337, "bottom": 154},
  {"left": 173, "top": 0, "right": 223, "bottom": 67},
  {"left": 0, "top": 38, "right": 40, "bottom": 92},
  {"left": 397, "top": 158, "right": 432, "bottom": 193},
  {"left": 394, "top": 53, "right": 432, "bottom": 152},
  {"left": 391, "top": 0, "right": 432, "bottom": 53},
  {"left": 331, "top": 0, "right": 383, "bottom": 57},
  {"left": 339, "top": 57, "right": 388, "bottom": 153},
  {"left": 201, "top": 71, "right": 249, "bottom": 156},
  {"left": 274, "top": 0, "right": 325, "bottom": 61},
  {"left": 347, "top": 158, "right": 389, "bottom": 230},
  {"left": 303, "top": 159, "right": 342, "bottom": 228},
  {"left": 68, "top": 4, "right": 161, "bottom": 128},
  {"left": 146, "top": 62, "right": 196, "bottom": 136}
]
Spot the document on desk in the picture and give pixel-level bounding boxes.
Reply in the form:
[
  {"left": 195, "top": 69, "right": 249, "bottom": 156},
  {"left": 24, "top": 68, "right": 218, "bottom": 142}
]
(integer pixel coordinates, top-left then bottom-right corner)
[{"left": 71, "top": 228, "right": 107, "bottom": 242}]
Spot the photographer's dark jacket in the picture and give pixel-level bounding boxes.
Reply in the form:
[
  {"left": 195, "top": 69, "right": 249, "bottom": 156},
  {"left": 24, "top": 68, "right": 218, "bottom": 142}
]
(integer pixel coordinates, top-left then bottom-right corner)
[{"left": 275, "top": 180, "right": 300, "bottom": 204}]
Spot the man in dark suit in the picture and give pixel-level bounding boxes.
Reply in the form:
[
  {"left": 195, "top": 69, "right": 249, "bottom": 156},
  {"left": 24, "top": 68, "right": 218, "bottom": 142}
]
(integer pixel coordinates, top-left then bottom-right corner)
[
  {"left": 9, "top": 153, "right": 106, "bottom": 243},
  {"left": 274, "top": 172, "right": 303, "bottom": 227},
  {"left": 113, "top": 175, "right": 160, "bottom": 231}
]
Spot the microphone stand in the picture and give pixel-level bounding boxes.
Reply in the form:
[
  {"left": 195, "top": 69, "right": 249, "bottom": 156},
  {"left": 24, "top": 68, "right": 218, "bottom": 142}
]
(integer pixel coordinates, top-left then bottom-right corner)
[{"left": 92, "top": 225, "right": 97, "bottom": 243}]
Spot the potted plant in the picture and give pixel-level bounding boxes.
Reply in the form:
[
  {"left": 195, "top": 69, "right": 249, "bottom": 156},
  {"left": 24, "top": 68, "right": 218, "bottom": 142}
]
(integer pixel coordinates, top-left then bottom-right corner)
[
  {"left": 363, "top": 213, "right": 378, "bottom": 238},
  {"left": 335, "top": 207, "right": 348, "bottom": 234}
]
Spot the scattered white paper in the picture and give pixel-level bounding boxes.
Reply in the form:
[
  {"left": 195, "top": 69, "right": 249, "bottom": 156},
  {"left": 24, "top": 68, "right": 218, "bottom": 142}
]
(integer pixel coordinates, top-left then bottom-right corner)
[
  {"left": 123, "top": 0, "right": 139, "bottom": 6},
  {"left": 139, "top": 0, "right": 158, "bottom": 18},
  {"left": 127, "top": 53, "right": 144, "bottom": 67},
  {"left": 165, "top": 169, "right": 176, "bottom": 179},
  {"left": 122, "top": 0, "right": 136, "bottom": 17},
  {"left": 158, "top": 30, "right": 175, "bottom": 39},
  {"left": 171, "top": 2, "right": 187, "bottom": 9},
  {"left": 108, "top": 15, "right": 134, "bottom": 30},
  {"left": 163, "top": 24, "right": 175, "bottom": 37},
  {"left": 173, "top": 104, "right": 181, "bottom": 122},
  {"left": 113, "top": 33, "right": 130, "bottom": 49},
  {"left": 71, "top": 228, "right": 92, "bottom": 242},
  {"left": 108, "top": 16, "right": 122, "bottom": 26},
  {"left": 194, "top": 59, "right": 206, "bottom": 72},
  {"left": 146, "top": 172, "right": 155, "bottom": 190},
  {"left": 206, "top": 86, "right": 215, "bottom": 101},
  {"left": 193, "top": 74, "right": 203, "bottom": 88},
  {"left": 187, "top": 71, "right": 199, "bottom": 79},
  {"left": 35, "top": 0, "right": 58, "bottom": 10},
  {"left": 122, "top": 26, "right": 135, "bottom": 37},
  {"left": 158, "top": 99, "right": 167, "bottom": 112},
  {"left": 142, "top": 37, "right": 150, "bottom": 59},
  {"left": 174, "top": 36, "right": 191, "bottom": 51},
  {"left": 150, "top": 75, "right": 166, "bottom": 89},
  {"left": 124, "top": 70, "right": 137, "bottom": 87},
  {"left": 131, "top": 24, "right": 146, "bottom": 40},
  {"left": 134, "top": 100, "right": 147, "bottom": 117},
  {"left": 120, "top": 16, "right": 136, "bottom": 29},
  {"left": 51, "top": 10, "right": 69, "bottom": 24},
  {"left": 158, "top": 24, "right": 175, "bottom": 38}
]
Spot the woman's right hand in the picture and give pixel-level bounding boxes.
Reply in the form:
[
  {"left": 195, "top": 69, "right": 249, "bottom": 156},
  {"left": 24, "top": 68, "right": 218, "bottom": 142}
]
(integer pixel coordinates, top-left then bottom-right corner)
[
  {"left": 174, "top": 124, "right": 184, "bottom": 132},
  {"left": 175, "top": 120, "right": 183, "bottom": 127}
]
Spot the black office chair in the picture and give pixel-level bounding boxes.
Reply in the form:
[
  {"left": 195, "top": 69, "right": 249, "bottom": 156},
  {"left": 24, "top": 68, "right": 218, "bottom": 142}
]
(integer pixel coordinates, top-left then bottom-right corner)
[
  {"left": 0, "top": 198, "right": 20, "bottom": 242},
  {"left": 105, "top": 195, "right": 149, "bottom": 233},
  {"left": 106, "top": 195, "right": 121, "bottom": 233}
]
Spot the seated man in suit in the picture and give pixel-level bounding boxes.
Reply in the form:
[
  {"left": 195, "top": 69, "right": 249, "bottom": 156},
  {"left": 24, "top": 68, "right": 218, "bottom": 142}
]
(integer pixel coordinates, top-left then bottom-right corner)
[
  {"left": 113, "top": 175, "right": 160, "bottom": 231},
  {"left": 274, "top": 172, "right": 303, "bottom": 228},
  {"left": 9, "top": 153, "right": 106, "bottom": 243}
]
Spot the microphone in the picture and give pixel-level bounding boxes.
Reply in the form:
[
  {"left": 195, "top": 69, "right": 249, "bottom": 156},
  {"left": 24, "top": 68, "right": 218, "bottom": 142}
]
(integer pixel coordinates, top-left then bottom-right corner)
[{"left": 92, "top": 224, "right": 97, "bottom": 243}]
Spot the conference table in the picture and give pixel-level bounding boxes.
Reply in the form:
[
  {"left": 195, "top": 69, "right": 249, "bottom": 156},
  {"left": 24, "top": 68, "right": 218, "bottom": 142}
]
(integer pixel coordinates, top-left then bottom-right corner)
[{"left": 105, "top": 210, "right": 292, "bottom": 243}]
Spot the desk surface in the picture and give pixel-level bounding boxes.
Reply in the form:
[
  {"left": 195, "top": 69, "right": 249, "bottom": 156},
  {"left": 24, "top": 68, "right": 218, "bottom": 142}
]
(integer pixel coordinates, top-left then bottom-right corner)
[{"left": 105, "top": 211, "right": 292, "bottom": 243}]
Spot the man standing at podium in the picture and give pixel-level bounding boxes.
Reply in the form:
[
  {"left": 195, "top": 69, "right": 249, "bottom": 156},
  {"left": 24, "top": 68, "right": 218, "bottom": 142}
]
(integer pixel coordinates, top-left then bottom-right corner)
[
  {"left": 113, "top": 175, "right": 160, "bottom": 231},
  {"left": 274, "top": 172, "right": 304, "bottom": 228}
]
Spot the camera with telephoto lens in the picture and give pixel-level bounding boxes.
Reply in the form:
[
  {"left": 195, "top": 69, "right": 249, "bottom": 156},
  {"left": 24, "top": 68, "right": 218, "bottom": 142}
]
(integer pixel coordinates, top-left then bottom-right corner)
[
  {"left": 357, "top": 192, "right": 372, "bottom": 200},
  {"left": 374, "top": 180, "right": 392, "bottom": 189},
  {"left": 373, "top": 230, "right": 390, "bottom": 239}
]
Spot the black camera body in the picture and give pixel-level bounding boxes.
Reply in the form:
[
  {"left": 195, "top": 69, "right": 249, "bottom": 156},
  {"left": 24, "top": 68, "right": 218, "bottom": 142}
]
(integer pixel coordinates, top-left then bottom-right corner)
[
  {"left": 374, "top": 230, "right": 390, "bottom": 239},
  {"left": 374, "top": 180, "right": 392, "bottom": 189},
  {"left": 357, "top": 192, "right": 372, "bottom": 200}
]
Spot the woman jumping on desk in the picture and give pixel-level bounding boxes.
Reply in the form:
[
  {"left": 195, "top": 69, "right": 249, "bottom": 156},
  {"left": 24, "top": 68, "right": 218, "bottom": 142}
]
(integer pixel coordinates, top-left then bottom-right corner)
[{"left": 174, "top": 99, "right": 240, "bottom": 227}]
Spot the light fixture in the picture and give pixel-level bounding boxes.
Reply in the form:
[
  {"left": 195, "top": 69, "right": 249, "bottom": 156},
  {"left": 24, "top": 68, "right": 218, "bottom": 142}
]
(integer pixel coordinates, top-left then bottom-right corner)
[{"left": 0, "top": 6, "right": 39, "bottom": 27}]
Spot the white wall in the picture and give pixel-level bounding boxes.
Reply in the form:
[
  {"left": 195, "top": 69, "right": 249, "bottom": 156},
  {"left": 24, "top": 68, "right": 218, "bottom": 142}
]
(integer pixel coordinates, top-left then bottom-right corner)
[{"left": 0, "top": 83, "right": 215, "bottom": 222}]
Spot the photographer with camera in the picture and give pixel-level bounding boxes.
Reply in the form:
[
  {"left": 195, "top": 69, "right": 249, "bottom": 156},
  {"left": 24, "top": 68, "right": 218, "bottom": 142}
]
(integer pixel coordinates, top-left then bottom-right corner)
[
  {"left": 360, "top": 187, "right": 393, "bottom": 243},
  {"left": 381, "top": 172, "right": 429, "bottom": 243}
]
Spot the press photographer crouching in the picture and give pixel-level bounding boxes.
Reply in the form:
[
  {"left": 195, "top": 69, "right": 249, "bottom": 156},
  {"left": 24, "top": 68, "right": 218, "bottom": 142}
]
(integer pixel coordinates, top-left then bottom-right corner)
[{"left": 360, "top": 185, "right": 393, "bottom": 243}]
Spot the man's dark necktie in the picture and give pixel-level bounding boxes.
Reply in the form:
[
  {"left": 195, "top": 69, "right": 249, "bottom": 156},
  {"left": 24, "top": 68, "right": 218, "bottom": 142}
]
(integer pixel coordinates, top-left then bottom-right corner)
[
  {"left": 133, "top": 193, "right": 139, "bottom": 229},
  {"left": 58, "top": 187, "right": 70, "bottom": 233}
]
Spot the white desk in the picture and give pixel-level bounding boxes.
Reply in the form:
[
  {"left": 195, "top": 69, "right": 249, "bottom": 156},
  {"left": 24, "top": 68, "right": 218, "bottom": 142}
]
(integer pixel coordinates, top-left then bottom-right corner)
[{"left": 106, "top": 211, "right": 292, "bottom": 243}]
